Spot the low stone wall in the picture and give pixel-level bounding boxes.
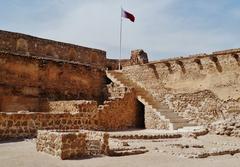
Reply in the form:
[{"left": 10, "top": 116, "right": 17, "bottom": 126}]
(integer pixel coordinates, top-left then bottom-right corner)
[
  {"left": 165, "top": 91, "right": 240, "bottom": 125},
  {"left": 98, "top": 88, "right": 140, "bottom": 131},
  {"left": 0, "top": 112, "right": 98, "bottom": 140},
  {"left": 0, "top": 87, "right": 141, "bottom": 140},
  {"left": 210, "top": 114, "right": 240, "bottom": 137},
  {"left": 36, "top": 130, "right": 109, "bottom": 159}
]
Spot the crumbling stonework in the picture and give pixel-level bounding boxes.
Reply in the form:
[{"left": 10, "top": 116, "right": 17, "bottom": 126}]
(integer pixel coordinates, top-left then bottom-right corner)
[
  {"left": 98, "top": 86, "right": 140, "bottom": 131},
  {"left": 164, "top": 91, "right": 223, "bottom": 124},
  {"left": 0, "top": 85, "right": 141, "bottom": 140},
  {"left": 210, "top": 113, "right": 240, "bottom": 137},
  {"left": 36, "top": 130, "right": 109, "bottom": 159},
  {"left": 130, "top": 49, "right": 148, "bottom": 65}
]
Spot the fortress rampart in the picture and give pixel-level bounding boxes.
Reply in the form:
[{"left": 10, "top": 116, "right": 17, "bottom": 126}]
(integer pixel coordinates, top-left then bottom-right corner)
[
  {"left": 0, "top": 30, "right": 107, "bottom": 67},
  {"left": 0, "top": 51, "right": 107, "bottom": 112},
  {"left": 123, "top": 49, "right": 240, "bottom": 124}
]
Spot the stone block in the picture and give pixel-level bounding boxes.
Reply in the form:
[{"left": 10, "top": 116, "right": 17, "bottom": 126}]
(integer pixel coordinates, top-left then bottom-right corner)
[{"left": 36, "top": 130, "right": 109, "bottom": 160}]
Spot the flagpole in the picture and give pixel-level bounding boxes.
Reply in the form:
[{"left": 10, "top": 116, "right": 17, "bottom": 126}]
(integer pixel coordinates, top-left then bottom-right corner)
[{"left": 119, "top": 7, "right": 123, "bottom": 71}]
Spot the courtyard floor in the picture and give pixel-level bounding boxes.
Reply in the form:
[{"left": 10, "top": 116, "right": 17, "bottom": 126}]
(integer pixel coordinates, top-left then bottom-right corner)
[{"left": 1, "top": 131, "right": 240, "bottom": 167}]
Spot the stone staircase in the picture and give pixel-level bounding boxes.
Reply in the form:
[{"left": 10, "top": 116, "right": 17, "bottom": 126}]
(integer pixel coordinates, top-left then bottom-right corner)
[{"left": 106, "top": 70, "right": 196, "bottom": 130}]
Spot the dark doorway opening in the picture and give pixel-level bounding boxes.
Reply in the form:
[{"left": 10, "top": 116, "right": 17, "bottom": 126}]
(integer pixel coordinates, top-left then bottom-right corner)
[{"left": 136, "top": 100, "right": 145, "bottom": 128}]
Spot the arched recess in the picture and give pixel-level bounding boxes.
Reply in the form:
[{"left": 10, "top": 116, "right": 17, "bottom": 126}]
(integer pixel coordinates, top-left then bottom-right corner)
[
  {"left": 209, "top": 56, "right": 222, "bottom": 72},
  {"left": 232, "top": 53, "right": 240, "bottom": 66},
  {"left": 68, "top": 48, "right": 77, "bottom": 61},
  {"left": 193, "top": 58, "right": 203, "bottom": 70},
  {"left": 164, "top": 62, "right": 173, "bottom": 74},
  {"left": 16, "top": 38, "right": 29, "bottom": 54},
  {"left": 45, "top": 45, "right": 58, "bottom": 59},
  {"left": 175, "top": 60, "right": 186, "bottom": 74}
]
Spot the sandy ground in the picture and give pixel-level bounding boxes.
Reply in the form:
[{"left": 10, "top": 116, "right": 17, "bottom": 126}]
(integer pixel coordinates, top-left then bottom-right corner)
[{"left": 1, "top": 134, "right": 240, "bottom": 167}]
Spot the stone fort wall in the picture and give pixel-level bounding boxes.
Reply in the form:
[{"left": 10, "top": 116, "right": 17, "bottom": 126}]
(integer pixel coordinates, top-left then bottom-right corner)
[
  {"left": 123, "top": 49, "right": 240, "bottom": 125},
  {"left": 0, "top": 30, "right": 107, "bottom": 67},
  {"left": 0, "top": 51, "right": 107, "bottom": 112}
]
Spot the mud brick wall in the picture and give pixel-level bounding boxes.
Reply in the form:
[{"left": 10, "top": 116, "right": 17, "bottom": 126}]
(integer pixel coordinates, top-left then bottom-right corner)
[
  {"left": 0, "top": 51, "right": 107, "bottom": 112},
  {"left": 123, "top": 49, "right": 240, "bottom": 125},
  {"left": 36, "top": 130, "right": 109, "bottom": 160},
  {"left": 0, "top": 30, "right": 106, "bottom": 67}
]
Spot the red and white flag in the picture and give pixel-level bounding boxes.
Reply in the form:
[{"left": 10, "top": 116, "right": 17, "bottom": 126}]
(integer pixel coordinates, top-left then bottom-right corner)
[{"left": 121, "top": 8, "right": 135, "bottom": 22}]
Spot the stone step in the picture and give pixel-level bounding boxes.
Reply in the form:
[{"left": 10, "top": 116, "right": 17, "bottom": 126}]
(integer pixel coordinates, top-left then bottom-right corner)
[
  {"left": 158, "top": 112, "right": 181, "bottom": 118},
  {"left": 169, "top": 119, "right": 189, "bottom": 123},
  {"left": 177, "top": 125, "right": 203, "bottom": 132},
  {"left": 172, "top": 122, "right": 197, "bottom": 130},
  {"left": 109, "top": 148, "right": 148, "bottom": 156}
]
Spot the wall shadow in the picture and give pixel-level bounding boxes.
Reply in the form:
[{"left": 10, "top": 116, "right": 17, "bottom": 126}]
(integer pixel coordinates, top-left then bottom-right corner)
[
  {"left": 210, "top": 56, "right": 222, "bottom": 73},
  {"left": 176, "top": 60, "right": 186, "bottom": 74},
  {"left": 194, "top": 58, "right": 203, "bottom": 70},
  {"left": 147, "top": 64, "right": 160, "bottom": 79},
  {"left": 232, "top": 53, "right": 240, "bottom": 66},
  {"left": 136, "top": 100, "right": 145, "bottom": 129}
]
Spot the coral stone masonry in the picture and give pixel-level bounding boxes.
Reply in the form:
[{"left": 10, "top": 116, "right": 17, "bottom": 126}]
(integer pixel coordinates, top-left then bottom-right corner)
[
  {"left": 36, "top": 130, "right": 109, "bottom": 159},
  {"left": 1, "top": 30, "right": 240, "bottom": 164}
]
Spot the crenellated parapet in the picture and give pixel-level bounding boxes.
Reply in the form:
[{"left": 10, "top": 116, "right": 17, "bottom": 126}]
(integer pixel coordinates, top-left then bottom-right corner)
[
  {"left": 122, "top": 48, "right": 240, "bottom": 125},
  {"left": 143, "top": 49, "right": 240, "bottom": 74}
]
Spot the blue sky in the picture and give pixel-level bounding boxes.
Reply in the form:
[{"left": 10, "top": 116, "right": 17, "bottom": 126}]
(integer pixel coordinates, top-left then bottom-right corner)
[{"left": 1, "top": 0, "right": 240, "bottom": 60}]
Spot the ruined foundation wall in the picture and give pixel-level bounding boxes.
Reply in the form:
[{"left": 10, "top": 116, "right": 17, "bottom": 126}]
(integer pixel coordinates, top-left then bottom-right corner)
[
  {"left": 123, "top": 50, "right": 240, "bottom": 124},
  {"left": 0, "top": 30, "right": 106, "bottom": 67},
  {"left": 0, "top": 88, "right": 140, "bottom": 140},
  {"left": 0, "top": 111, "right": 98, "bottom": 140},
  {"left": 98, "top": 90, "right": 139, "bottom": 130},
  {"left": 0, "top": 51, "right": 107, "bottom": 112}
]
